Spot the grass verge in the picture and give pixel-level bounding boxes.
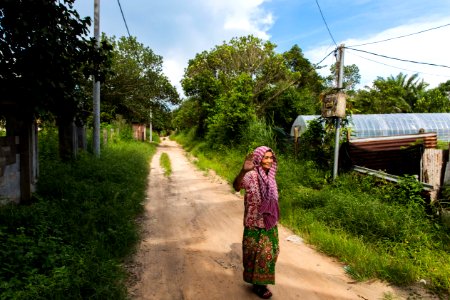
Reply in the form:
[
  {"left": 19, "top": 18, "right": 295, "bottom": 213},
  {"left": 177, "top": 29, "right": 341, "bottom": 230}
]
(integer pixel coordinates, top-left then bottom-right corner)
[
  {"left": 0, "top": 132, "right": 155, "bottom": 299},
  {"left": 160, "top": 152, "right": 172, "bottom": 177}
]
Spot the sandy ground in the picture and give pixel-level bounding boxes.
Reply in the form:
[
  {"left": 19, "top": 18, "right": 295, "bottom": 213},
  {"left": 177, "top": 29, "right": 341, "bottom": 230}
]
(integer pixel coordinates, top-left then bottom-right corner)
[{"left": 126, "top": 139, "right": 428, "bottom": 300}]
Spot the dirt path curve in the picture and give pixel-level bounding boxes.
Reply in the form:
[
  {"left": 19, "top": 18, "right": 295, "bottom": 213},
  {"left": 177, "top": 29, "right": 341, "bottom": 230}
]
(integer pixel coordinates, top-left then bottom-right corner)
[{"left": 127, "top": 139, "right": 406, "bottom": 300}]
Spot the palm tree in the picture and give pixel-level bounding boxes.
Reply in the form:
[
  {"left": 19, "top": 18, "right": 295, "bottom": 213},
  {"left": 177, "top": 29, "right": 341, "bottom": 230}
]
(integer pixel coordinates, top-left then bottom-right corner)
[{"left": 384, "top": 73, "right": 428, "bottom": 110}]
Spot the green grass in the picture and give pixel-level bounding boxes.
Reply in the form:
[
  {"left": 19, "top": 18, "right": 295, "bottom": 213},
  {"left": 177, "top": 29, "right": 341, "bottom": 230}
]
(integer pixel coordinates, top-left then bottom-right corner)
[
  {"left": 0, "top": 129, "right": 156, "bottom": 299},
  {"left": 172, "top": 130, "right": 450, "bottom": 297},
  {"left": 160, "top": 152, "right": 172, "bottom": 177}
]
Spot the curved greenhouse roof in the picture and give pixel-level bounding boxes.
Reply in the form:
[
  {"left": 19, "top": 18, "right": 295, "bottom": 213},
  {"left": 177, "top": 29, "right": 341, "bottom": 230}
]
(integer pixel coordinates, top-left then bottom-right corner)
[{"left": 290, "top": 113, "right": 450, "bottom": 141}]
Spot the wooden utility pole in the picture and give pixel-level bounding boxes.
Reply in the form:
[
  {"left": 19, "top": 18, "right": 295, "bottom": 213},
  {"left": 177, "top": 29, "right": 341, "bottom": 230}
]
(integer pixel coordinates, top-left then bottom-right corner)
[
  {"left": 333, "top": 44, "right": 345, "bottom": 180},
  {"left": 93, "top": 0, "right": 101, "bottom": 156}
]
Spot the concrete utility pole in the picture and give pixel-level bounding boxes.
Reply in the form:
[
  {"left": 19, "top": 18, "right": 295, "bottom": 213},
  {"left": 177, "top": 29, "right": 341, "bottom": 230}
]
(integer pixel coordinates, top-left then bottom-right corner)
[
  {"left": 93, "top": 0, "right": 101, "bottom": 156},
  {"left": 149, "top": 108, "right": 153, "bottom": 142},
  {"left": 333, "top": 44, "right": 345, "bottom": 180}
]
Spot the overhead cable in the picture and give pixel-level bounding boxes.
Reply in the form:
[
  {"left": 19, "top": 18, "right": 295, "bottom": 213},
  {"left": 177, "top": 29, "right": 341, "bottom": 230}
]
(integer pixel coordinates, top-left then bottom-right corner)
[
  {"left": 315, "top": 0, "right": 337, "bottom": 47},
  {"left": 314, "top": 49, "right": 336, "bottom": 67},
  {"left": 345, "top": 47, "right": 450, "bottom": 69},
  {"left": 348, "top": 52, "right": 450, "bottom": 78},
  {"left": 117, "top": 0, "right": 131, "bottom": 37},
  {"left": 348, "top": 23, "right": 450, "bottom": 47}
]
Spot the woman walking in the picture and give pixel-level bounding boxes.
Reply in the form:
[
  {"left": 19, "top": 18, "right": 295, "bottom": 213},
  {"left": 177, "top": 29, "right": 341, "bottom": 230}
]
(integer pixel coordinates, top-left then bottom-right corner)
[{"left": 233, "top": 146, "right": 280, "bottom": 299}]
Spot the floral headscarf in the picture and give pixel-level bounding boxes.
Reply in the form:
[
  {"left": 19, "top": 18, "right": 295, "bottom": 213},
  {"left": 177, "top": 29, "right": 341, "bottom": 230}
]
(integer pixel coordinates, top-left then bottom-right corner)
[{"left": 253, "top": 146, "right": 279, "bottom": 230}]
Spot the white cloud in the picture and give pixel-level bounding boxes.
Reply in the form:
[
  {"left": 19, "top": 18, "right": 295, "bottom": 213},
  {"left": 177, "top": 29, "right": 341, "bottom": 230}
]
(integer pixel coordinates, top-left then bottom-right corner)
[
  {"left": 153, "top": 0, "right": 274, "bottom": 98},
  {"left": 162, "top": 57, "right": 185, "bottom": 98},
  {"left": 306, "top": 18, "right": 450, "bottom": 89}
]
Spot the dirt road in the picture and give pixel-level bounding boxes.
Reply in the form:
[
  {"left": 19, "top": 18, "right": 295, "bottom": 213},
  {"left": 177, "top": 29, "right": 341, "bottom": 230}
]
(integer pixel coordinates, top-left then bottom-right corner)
[{"left": 127, "top": 139, "right": 408, "bottom": 300}]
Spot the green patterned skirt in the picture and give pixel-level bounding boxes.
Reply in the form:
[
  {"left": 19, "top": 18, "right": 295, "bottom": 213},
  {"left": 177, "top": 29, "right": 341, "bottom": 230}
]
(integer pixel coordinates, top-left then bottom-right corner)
[{"left": 242, "top": 226, "right": 279, "bottom": 285}]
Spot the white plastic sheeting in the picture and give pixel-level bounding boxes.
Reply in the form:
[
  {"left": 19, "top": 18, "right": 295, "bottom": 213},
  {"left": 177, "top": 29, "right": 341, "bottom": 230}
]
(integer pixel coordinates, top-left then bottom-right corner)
[{"left": 290, "top": 113, "right": 450, "bottom": 141}]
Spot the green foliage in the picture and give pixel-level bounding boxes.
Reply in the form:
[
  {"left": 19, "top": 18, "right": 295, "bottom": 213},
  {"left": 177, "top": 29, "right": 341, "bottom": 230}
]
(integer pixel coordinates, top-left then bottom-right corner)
[
  {"left": 352, "top": 73, "right": 437, "bottom": 114},
  {"left": 36, "top": 125, "right": 59, "bottom": 161},
  {"left": 297, "top": 117, "right": 336, "bottom": 168},
  {"left": 415, "top": 87, "right": 450, "bottom": 113},
  {"left": 100, "top": 36, "right": 179, "bottom": 130},
  {"left": 205, "top": 73, "right": 256, "bottom": 147},
  {"left": 0, "top": 0, "right": 111, "bottom": 120},
  {"left": 177, "top": 35, "right": 322, "bottom": 142},
  {"left": 172, "top": 98, "right": 201, "bottom": 131},
  {"left": 240, "top": 118, "right": 278, "bottom": 154},
  {"left": 160, "top": 153, "right": 172, "bottom": 176},
  {"left": 0, "top": 117, "right": 5, "bottom": 137},
  {"left": 326, "top": 64, "right": 361, "bottom": 95},
  {"left": 0, "top": 130, "right": 156, "bottom": 299},
  {"left": 390, "top": 175, "right": 425, "bottom": 206}
]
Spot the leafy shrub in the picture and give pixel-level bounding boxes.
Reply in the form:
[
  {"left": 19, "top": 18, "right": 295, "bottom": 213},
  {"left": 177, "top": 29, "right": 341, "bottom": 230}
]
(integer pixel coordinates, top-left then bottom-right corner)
[
  {"left": 205, "top": 73, "right": 256, "bottom": 149},
  {"left": 240, "top": 118, "right": 277, "bottom": 153},
  {"left": 0, "top": 130, "right": 156, "bottom": 299}
]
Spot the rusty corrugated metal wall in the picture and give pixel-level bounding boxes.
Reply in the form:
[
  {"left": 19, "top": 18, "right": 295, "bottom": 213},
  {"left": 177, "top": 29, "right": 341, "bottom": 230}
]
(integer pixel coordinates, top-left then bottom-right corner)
[{"left": 340, "top": 133, "right": 438, "bottom": 177}]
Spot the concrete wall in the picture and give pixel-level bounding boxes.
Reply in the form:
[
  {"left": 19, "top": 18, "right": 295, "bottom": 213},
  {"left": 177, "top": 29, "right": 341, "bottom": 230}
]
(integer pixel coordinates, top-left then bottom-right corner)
[
  {"left": 0, "top": 136, "right": 21, "bottom": 204},
  {"left": 0, "top": 125, "right": 38, "bottom": 204}
]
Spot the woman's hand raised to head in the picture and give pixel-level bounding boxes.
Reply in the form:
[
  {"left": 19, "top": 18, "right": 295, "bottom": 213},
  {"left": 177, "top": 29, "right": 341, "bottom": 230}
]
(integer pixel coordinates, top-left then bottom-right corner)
[
  {"left": 242, "top": 154, "right": 255, "bottom": 172},
  {"left": 234, "top": 154, "right": 255, "bottom": 192}
]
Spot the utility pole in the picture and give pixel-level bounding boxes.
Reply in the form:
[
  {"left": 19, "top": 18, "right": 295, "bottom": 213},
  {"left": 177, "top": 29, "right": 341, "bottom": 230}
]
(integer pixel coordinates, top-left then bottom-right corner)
[
  {"left": 333, "top": 44, "right": 345, "bottom": 180},
  {"left": 93, "top": 0, "right": 101, "bottom": 156},
  {"left": 149, "top": 109, "right": 153, "bottom": 142}
]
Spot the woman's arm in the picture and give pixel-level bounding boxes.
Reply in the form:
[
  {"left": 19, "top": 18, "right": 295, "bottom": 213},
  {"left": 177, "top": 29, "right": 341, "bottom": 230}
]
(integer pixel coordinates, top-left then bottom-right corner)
[{"left": 233, "top": 154, "right": 254, "bottom": 192}]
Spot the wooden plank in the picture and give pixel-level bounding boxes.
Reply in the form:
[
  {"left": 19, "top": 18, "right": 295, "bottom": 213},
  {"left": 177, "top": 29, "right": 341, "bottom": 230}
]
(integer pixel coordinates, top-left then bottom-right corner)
[{"left": 422, "top": 149, "right": 445, "bottom": 201}]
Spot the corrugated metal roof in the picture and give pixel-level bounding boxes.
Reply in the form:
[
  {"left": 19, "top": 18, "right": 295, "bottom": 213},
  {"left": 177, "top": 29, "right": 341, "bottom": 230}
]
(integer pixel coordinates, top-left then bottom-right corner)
[{"left": 291, "top": 113, "right": 450, "bottom": 141}]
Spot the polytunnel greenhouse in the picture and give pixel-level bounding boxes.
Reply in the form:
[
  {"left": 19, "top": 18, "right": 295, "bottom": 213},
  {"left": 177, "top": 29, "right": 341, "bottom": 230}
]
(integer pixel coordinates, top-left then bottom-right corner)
[{"left": 290, "top": 113, "right": 450, "bottom": 141}]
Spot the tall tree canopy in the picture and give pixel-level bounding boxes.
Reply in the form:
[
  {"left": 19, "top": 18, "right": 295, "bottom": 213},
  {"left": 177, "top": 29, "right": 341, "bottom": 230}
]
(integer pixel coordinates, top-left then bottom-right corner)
[
  {"left": 351, "top": 73, "right": 445, "bottom": 114},
  {"left": 326, "top": 63, "right": 361, "bottom": 95},
  {"left": 178, "top": 35, "right": 322, "bottom": 144},
  {"left": 0, "top": 0, "right": 110, "bottom": 121},
  {"left": 100, "top": 36, "right": 179, "bottom": 130}
]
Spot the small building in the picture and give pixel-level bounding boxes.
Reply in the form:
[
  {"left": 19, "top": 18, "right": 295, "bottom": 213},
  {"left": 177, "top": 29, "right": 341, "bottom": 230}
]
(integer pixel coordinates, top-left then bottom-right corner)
[{"left": 132, "top": 123, "right": 147, "bottom": 141}]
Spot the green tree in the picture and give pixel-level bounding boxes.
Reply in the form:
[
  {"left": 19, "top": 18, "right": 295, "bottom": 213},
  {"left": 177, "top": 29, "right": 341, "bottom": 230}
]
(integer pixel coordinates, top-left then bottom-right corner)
[
  {"left": 415, "top": 86, "right": 450, "bottom": 113},
  {"left": 205, "top": 73, "right": 255, "bottom": 148},
  {"left": 274, "top": 45, "right": 324, "bottom": 130},
  {"left": 353, "top": 73, "right": 429, "bottom": 114},
  {"left": 181, "top": 35, "right": 301, "bottom": 143},
  {"left": 326, "top": 64, "right": 361, "bottom": 94},
  {"left": 100, "top": 36, "right": 180, "bottom": 130},
  {"left": 0, "top": 0, "right": 111, "bottom": 159},
  {"left": 0, "top": 0, "right": 108, "bottom": 117},
  {"left": 172, "top": 98, "right": 201, "bottom": 131}
]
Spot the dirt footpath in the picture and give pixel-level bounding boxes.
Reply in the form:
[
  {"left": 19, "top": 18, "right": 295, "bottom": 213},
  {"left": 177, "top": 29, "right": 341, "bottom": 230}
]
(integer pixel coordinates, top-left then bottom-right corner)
[{"left": 126, "top": 139, "right": 411, "bottom": 300}]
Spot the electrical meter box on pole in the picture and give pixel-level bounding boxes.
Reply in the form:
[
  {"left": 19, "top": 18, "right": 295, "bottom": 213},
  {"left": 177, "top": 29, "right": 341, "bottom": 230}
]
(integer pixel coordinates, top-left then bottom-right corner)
[{"left": 321, "top": 92, "right": 346, "bottom": 118}]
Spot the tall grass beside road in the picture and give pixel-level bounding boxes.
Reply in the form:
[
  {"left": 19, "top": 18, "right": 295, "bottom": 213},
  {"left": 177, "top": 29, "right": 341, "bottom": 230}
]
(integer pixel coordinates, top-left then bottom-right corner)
[{"left": 0, "top": 128, "right": 156, "bottom": 299}]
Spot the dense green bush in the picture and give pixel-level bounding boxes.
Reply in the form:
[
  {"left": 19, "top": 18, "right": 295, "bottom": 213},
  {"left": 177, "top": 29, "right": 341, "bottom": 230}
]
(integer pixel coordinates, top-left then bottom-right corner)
[
  {"left": 240, "top": 118, "right": 277, "bottom": 153},
  {"left": 0, "top": 128, "right": 156, "bottom": 299}
]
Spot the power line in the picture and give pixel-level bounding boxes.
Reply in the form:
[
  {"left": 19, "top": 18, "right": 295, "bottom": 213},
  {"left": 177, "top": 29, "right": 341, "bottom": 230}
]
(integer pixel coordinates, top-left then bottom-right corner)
[
  {"left": 315, "top": 0, "right": 337, "bottom": 47},
  {"left": 348, "top": 23, "right": 450, "bottom": 47},
  {"left": 345, "top": 47, "right": 450, "bottom": 69},
  {"left": 314, "top": 49, "right": 336, "bottom": 67},
  {"left": 348, "top": 51, "right": 450, "bottom": 79},
  {"left": 117, "top": 0, "right": 131, "bottom": 37}
]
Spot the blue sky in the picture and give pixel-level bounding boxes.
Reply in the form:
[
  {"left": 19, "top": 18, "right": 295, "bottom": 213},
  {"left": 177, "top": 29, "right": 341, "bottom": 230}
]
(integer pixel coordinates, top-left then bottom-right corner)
[{"left": 74, "top": 0, "right": 450, "bottom": 97}]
